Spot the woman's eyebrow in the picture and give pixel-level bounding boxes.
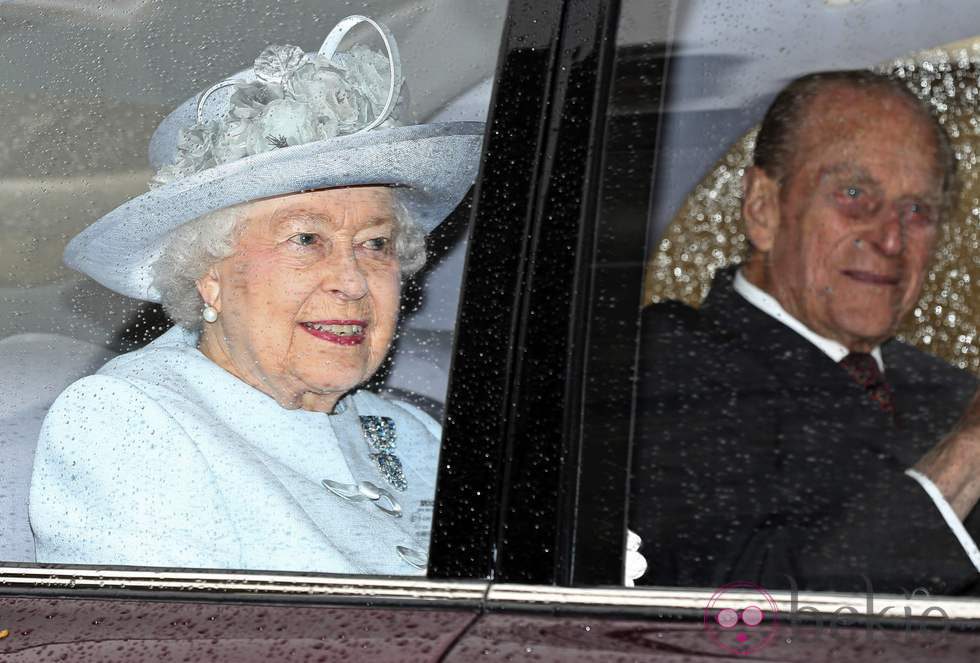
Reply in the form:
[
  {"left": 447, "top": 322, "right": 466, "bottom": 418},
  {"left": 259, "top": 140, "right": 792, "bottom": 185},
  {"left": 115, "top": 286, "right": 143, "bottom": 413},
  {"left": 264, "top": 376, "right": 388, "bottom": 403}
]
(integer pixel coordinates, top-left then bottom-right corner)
[
  {"left": 359, "top": 214, "right": 397, "bottom": 228},
  {"left": 263, "top": 209, "right": 326, "bottom": 232},
  {"left": 273, "top": 209, "right": 331, "bottom": 225},
  {"left": 272, "top": 210, "right": 396, "bottom": 229}
]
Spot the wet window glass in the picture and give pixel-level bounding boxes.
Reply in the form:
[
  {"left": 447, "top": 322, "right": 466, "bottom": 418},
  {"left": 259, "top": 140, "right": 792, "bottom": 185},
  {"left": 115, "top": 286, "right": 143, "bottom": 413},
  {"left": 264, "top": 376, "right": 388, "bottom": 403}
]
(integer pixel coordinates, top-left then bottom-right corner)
[
  {"left": 0, "top": 0, "right": 504, "bottom": 576},
  {"left": 621, "top": 0, "right": 980, "bottom": 596}
]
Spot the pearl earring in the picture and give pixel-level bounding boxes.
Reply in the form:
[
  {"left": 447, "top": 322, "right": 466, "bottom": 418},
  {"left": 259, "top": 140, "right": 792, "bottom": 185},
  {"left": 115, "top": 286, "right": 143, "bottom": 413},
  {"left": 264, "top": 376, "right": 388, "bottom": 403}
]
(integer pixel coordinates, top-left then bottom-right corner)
[{"left": 202, "top": 304, "right": 219, "bottom": 323}]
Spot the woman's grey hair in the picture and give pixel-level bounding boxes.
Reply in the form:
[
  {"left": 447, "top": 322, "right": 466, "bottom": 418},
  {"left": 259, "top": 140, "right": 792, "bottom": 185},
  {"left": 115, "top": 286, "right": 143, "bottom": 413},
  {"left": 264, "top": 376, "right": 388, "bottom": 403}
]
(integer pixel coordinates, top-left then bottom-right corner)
[{"left": 151, "top": 194, "right": 427, "bottom": 330}]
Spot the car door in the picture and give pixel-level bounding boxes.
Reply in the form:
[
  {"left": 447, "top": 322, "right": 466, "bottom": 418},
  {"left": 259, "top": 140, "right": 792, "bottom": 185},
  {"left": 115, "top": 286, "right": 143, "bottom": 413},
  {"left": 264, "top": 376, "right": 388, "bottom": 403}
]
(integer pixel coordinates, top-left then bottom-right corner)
[{"left": 5, "top": 0, "right": 980, "bottom": 661}]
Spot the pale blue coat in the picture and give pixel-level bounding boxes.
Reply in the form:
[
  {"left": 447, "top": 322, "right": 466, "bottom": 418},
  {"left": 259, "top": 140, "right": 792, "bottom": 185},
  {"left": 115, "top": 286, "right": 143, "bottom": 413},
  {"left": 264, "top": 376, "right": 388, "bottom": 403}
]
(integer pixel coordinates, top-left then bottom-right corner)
[{"left": 29, "top": 326, "right": 440, "bottom": 575}]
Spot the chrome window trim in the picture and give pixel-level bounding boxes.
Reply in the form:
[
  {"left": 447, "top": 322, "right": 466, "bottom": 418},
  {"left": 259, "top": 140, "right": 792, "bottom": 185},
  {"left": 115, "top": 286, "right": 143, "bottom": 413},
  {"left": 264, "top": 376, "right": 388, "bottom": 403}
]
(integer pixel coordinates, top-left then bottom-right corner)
[
  {"left": 0, "top": 567, "right": 487, "bottom": 604},
  {"left": 3, "top": 568, "right": 980, "bottom": 622},
  {"left": 485, "top": 584, "right": 980, "bottom": 620}
]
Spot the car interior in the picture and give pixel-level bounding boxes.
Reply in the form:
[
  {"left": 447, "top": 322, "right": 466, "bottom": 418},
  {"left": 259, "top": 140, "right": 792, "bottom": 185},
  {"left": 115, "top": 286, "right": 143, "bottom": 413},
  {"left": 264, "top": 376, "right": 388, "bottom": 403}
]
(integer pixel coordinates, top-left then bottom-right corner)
[
  {"left": 4, "top": 0, "right": 980, "bottom": 589},
  {"left": 7, "top": 1, "right": 980, "bottom": 658}
]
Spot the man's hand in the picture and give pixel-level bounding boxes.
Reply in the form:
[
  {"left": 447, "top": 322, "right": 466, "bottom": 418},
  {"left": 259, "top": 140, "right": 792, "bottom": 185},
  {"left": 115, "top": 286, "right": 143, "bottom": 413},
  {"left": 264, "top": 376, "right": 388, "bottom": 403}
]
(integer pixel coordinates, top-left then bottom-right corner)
[{"left": 914, "top": 390, "right": 980, "bottom": 520}]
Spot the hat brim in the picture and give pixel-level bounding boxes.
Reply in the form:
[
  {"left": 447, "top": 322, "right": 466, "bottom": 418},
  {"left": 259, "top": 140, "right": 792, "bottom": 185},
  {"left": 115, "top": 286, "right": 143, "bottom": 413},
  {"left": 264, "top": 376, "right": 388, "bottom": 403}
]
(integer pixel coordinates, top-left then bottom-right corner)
[{"left": 64, "top": 121, "right": 484, "bottom": 302}]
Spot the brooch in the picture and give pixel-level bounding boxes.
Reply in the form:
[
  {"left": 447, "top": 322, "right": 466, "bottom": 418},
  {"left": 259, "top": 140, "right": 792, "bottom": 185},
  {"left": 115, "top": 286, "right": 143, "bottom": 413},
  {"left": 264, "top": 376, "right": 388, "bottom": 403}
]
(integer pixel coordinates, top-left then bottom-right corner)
[
  {"left": 359, "top": 415, "right": 408, "bottom": 491},
  {"left": 322, "top": 478, "right": 402, "bottom": 517}
]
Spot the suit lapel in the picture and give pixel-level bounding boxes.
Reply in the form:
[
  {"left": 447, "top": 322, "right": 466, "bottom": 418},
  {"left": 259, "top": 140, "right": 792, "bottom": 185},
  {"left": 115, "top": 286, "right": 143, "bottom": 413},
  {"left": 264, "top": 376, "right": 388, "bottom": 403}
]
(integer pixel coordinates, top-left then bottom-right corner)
[
  {"left": 883, "top": 341, "right": 972, "bottom": 461},
  {"left": 699, "top": 268, "right": 859, "bottom": 399},
  {"left": 699, "top": 267, "right": 907, "bottom": 462}
]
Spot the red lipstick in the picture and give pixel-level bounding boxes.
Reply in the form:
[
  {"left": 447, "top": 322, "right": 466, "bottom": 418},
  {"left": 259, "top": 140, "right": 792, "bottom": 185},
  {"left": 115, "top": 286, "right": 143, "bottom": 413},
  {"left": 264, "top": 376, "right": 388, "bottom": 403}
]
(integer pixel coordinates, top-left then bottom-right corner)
[{"left": 300, "top": 320, "right": 367, "bottom": 346}]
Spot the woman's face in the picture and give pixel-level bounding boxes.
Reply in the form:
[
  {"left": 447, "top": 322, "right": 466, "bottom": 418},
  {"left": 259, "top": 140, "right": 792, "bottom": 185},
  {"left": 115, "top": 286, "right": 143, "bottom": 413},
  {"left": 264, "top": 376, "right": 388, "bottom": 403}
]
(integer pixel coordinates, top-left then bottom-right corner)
[{"left": 197, "top": 187, "right": 402, "bottom": 412}]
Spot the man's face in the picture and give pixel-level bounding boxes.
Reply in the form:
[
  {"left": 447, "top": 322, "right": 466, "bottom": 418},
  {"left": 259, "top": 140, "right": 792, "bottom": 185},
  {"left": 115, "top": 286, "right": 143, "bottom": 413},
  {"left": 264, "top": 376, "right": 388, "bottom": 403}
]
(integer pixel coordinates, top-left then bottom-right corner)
[{"left": 745, "top": 87, "right": 945, "bottom": 351}]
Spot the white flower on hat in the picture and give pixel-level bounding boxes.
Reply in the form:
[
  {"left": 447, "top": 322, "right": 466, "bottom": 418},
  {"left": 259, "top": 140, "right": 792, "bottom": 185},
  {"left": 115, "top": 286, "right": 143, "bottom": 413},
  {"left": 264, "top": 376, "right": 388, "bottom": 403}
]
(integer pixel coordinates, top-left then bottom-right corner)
[
  {"left": 285, "top": 62, "right": 372, "bottom": 135},
  {"left": 152, "top": 121, "right": 219, "bottom": 185},
  {"left": 253, "top": 44, "right": 306, "bottom": 85},
  {"left": 150, "top": 39, "right": 403, "bottom": 188},
  {"left": 229, "top": 81, "right": 284, "bottom": 119},
  {"left": 211, "top": 119, "right": 251, "bottom": 165},
  {"left": 253, "top": 98, "right": 319, "bottom": 151},
  {"left": 333, "top": 44, "right": 393, "bottom": 113}
]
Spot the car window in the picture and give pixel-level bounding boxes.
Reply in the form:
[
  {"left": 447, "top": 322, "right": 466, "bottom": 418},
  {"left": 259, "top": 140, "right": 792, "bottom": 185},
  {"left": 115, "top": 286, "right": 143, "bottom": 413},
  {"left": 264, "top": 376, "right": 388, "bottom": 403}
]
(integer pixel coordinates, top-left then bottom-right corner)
[
  {"left": 0, "top": 0, "right": 505, "bottom": 577},
  {"left": 620, "top": 0, "right": 980, "bottom": 603}
]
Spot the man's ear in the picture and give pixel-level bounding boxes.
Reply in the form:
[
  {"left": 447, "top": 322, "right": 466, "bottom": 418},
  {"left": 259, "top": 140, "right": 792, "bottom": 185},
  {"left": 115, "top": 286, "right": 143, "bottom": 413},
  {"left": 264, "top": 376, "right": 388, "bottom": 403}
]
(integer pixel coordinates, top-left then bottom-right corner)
[
  {"left": 741, "top": 166, "right": 781, "bottom": 252},
  {"left": 196, "top": 266, "right": 222, "bottom": 313}
]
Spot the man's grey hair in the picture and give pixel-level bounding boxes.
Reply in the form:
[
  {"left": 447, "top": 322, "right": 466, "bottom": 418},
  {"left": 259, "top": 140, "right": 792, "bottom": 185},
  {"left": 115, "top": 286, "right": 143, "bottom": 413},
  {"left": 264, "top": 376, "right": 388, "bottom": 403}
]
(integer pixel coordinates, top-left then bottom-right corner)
[
  {"left": 151, "top": 194, "right": 426, "bottom": 330},
  {"left": 753, "top": 69, "right": 956, "bottom": 204}
]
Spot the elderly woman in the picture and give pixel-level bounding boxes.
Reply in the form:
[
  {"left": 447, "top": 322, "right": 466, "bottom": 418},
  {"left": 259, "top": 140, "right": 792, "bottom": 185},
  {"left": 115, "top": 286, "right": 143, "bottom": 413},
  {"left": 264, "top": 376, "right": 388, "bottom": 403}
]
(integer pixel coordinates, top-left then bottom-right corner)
[{"left": 28, "top": 16, "right": 482, "bottom": 574}]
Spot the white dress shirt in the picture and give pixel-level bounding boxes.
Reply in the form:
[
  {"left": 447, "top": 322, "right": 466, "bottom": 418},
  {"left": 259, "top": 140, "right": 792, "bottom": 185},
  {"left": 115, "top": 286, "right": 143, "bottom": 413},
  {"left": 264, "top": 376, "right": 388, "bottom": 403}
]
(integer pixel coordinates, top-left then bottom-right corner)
[{"left": 734, "top": 269, "right": 980, "bottom": 572}]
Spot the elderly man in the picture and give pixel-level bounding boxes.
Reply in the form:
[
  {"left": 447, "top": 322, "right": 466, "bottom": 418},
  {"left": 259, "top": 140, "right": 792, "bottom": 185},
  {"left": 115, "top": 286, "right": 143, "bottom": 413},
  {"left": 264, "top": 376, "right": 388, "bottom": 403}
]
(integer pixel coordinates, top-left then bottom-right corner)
[{"left": 631, "top": 70, "right": 980, "bottom": 594}]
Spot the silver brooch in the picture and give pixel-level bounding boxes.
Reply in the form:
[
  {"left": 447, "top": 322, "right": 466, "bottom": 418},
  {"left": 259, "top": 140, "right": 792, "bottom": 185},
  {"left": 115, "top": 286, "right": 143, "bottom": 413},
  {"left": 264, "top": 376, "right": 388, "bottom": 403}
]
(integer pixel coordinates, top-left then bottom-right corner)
[
  {"left": 359, "top": 415, "right": 407, "bottom": 491},
  {"left": 322, "top": 478, "right": 402, "bottom": 517}
]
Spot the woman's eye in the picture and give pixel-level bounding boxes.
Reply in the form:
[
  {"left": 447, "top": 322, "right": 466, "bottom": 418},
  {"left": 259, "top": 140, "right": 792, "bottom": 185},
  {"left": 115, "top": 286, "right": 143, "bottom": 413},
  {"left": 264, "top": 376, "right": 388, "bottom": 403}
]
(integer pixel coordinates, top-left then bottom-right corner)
[
  {"left": 362, "top": 237, "right": 390, "bottom": 251},
  {"left": 843, "top": 186, "right": 862, "bottom": 199},
  {"left": 289, "top": 233, "right": 319, "bottom": 247}
]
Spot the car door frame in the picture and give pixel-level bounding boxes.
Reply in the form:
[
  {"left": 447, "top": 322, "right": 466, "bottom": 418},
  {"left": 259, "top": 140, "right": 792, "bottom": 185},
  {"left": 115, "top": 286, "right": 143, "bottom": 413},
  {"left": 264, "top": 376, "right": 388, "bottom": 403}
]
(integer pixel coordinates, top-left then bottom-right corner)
[{"left": 4, "top": 0, "right": 980, "bottom": 644}]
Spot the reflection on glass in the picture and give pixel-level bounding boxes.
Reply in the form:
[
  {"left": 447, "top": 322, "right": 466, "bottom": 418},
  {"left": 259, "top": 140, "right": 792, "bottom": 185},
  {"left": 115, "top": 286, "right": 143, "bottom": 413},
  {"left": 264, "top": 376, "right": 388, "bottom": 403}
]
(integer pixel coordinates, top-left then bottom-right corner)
[
  {"left": 624, "top": 1, "right": 980, "bottom": 595},
  {"left": 0, "top": 2, "right": 505, "bottom": 573}
]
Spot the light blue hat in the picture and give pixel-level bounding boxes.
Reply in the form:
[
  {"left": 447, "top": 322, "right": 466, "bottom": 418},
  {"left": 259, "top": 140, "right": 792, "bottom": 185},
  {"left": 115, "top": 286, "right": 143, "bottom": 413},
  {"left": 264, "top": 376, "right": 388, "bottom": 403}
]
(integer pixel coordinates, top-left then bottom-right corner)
[{"left": 64, "top": 15, "right": 484, "bottom": 302}]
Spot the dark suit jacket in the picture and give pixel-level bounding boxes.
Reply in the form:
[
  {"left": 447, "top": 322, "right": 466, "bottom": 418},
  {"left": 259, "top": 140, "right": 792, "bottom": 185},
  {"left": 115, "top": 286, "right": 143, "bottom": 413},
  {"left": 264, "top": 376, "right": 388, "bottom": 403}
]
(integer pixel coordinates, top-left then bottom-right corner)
[{"left": 631, "top": 267, "right": 980, "bottom": 594}]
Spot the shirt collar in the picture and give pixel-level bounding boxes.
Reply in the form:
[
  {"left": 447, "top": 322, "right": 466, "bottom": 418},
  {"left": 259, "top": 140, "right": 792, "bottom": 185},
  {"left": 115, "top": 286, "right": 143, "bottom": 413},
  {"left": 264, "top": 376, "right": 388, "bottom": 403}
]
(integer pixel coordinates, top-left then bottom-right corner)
[{"left": 733, "top": 268, "right": 884, "bottom": 372}]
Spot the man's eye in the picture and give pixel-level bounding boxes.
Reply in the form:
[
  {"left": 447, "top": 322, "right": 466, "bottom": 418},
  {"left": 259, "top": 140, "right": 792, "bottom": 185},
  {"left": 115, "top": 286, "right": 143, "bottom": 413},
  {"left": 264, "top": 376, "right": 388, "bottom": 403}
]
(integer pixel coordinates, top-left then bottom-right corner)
[
  {"left": 902, "top": 202, "right": 936, "bottom": 225},
  {"left": 289, "top": 233, "right": 319, "bottom": 247},
  {"left": 832, "top": 184, "right": 878, "bottom": 216}
]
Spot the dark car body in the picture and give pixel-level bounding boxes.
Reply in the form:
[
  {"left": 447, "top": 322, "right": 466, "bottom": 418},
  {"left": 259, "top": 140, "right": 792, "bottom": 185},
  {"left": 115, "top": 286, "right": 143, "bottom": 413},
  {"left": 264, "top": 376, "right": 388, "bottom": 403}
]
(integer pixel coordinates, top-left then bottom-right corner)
[{"left": 4, "top": 0, "right": 980, "bottom": 660}]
